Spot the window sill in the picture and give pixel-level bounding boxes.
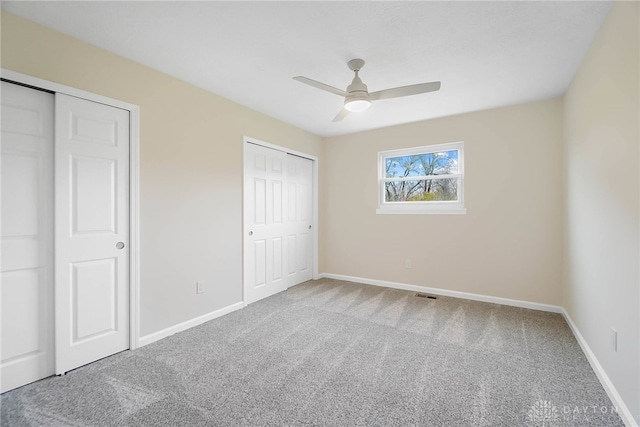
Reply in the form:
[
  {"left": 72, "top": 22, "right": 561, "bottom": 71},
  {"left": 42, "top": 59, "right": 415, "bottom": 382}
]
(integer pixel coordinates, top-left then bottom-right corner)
[{"left": 376, "top": 207, "right": 467, "bottom": 215}]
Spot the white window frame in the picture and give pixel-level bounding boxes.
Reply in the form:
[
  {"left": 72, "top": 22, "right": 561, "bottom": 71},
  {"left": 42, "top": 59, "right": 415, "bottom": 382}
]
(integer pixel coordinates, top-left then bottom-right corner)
[{"left": 377, "top": 141, "right": 466, "bottom": 215}]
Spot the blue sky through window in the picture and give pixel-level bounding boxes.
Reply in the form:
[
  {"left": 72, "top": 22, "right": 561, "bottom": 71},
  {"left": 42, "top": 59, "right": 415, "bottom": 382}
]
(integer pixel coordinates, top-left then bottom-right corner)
[{"left": 385, "top": 149, "right": 459, "bottom": 179}]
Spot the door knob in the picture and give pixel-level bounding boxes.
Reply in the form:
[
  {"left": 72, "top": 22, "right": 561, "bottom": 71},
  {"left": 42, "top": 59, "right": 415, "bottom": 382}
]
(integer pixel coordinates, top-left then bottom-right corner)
[
  {"left": 116, "top": 242, "right": 125, "bottom": 250},
  {"left": 249, "top": 231, "right": 253, "bottom": 236},
  {"left": 308, "top": 225, "right": 312, "bottom": 229}
]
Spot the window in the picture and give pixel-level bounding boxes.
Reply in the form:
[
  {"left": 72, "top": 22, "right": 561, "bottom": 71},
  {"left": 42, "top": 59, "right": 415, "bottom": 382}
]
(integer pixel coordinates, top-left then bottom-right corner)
[{"left": 377, "top": 142, "right": 466, "bottom": 214}]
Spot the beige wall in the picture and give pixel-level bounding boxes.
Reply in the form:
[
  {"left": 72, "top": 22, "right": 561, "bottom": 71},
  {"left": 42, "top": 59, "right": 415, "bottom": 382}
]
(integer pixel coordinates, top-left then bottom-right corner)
[
  {"left": 321, "top": 99, "right": 564, "bottom": 305},
  {"left": 3, "top": 4, "right": 639, "bottom": 420},
  {"left": 563, "top": 2, "right": 639, "bottom": 422},
  {"left": 0, "top": 11, "right": 323, "bottom": 336}
]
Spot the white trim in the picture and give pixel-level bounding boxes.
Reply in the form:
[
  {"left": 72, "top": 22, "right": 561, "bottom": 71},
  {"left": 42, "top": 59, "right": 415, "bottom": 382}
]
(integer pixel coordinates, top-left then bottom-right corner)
[
  {"left": 319, "top": 273, "right": 563, "bottom": 313},
  {"left": 242, "top": 136, "right": 320, "bottom": 305},
  {"left": 312, "top": 154, "right": 319, "bottom": 280},
  {"left": 138, "top": 302, "right": 245, "bottom": 348},
  {"left": 384, "top": 173, "right": 460, "bottom": 182},
  {"left": 378, "top": 141, "right": 464, "bottom": 158},
  {"left": 244, "top": 136, "right": 318, "bottom": 164},
  {"left": 1, "top": 69, "right": 137, "bottom": 112},
  {"left": 128, "top": 104, "right": 141, "bottom": 350},
  {"left": 376, "top": 208, "right": 467, "bottom": 215},
  {"left": 1, "top": 69, "right": 142, "bottom": 350},
  {"left": 561, "top": 309, "right": 638, "bottom": 427}
]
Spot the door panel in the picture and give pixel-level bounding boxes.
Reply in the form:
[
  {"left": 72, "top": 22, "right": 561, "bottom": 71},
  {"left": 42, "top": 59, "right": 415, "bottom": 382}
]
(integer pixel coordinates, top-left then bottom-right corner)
[
  {"left": 286, "top": 234, "right": 296, "bottom": 276},
  {"left": 288, "top": 182, "right": 296, "bottom": 221},
  {"left": 71, "top": 112, "right": 120, "bottom": 147},
  {"left": 272, "top": 238, "right": 283, "bottom": 281},
  {"left": 1, "top": 82, "right": 55, "bottom": 393},
  {"left": 298, "top": 233, "right": 310, "bottom": 273},
  {"left": 285, "top": 154, "right": 313, "bottom": 286},
  {"left": 272, "top": 181, "right": 282, "bottom": 223},
  {"left": 72, "top": 156, "right": 117, "bottom": 234},
  {"left": 254, "top": 178, "right": 266, "bottom": 224},
  {"left": 2, "top": 270, "right": 42, "bottom": 359},
  {"left": 254, "top": 239, "right": 267, "bottom": 287},
  {"left": 55, "top": 94, "right": 130, "bottom": 374},
  {"left": 72, "top": 258, "right": 117, "bottom": 341},
  {"left": 2, "top": 152, "right": 40, "bottom": 235},
  {"left": 244, "top": 143, "right": 288, "bottom": 304}
]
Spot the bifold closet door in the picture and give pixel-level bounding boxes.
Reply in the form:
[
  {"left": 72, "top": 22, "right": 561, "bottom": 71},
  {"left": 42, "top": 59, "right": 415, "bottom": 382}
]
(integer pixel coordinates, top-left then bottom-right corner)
[
  {"left": 54, "top": 94, "right": 130, "bottom": 374},
  {"left": 0, "top": 82, "right": 55, "bottom": 393}
]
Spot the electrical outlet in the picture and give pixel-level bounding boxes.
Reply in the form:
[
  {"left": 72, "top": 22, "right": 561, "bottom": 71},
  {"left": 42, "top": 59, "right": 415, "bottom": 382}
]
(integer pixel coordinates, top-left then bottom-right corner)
[
  {"left": 405, "top": 259, "right": 412, "bottom": 269},
  {"left": 196, "top": 281, "right": 205, "bottom": 294},
  {"left": 611, "top": 327, "right": 617, "bottom": 352}
]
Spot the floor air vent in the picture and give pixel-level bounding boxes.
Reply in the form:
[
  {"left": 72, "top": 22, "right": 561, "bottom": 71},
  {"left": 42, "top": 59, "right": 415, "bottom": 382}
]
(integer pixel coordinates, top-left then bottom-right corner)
[{"left": 415, "top": 293, "right": 437, "bottom": 299}]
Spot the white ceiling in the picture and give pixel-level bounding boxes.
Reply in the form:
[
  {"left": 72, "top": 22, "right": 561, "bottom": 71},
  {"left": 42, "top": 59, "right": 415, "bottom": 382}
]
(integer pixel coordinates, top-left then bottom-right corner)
[{"left": 2, "top": 1, "right": 612, "bottom": 137}]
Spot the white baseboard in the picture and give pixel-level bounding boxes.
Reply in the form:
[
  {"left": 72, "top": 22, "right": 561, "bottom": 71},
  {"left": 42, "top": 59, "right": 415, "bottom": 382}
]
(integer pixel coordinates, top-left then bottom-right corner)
[
  {"left": 561, "top": 309, "right": 638, "bottom": 427},
  {"left": 319, "top": 272, "right": 637, "bottom": 427},
  {"left": 319, "top": 272, "right": 563, "bottom": 313},
  {"left": 137, "top": 301, "right": 245, "bottom": 347}
]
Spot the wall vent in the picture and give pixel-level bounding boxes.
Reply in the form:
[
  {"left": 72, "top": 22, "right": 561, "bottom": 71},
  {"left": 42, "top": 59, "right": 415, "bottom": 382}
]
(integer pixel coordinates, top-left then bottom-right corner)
[{"left": 415, "top": 293, "right": 437, "bottom": 299}]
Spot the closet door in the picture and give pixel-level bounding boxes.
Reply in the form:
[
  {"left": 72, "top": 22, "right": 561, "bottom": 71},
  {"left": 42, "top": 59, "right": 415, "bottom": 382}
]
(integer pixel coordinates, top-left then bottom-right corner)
[
  {"left": 0, "top": 82, "right": 55, "bottom": 393},
  {"left": 285, "top": 154, "right": 313, "bottom": 286},
  {"left": 243, "top": 142, "right": 314, "bottom": 305},
  {"left": 244, "top": 143, "right": 288, "bottom": 304},
  {"left": 54, "top": 94, "right": 130, "bottom": 374}
]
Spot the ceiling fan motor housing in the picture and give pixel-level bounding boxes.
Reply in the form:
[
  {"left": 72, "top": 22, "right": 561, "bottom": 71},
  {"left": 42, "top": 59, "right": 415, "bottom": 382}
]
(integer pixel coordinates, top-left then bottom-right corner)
[{"left": 345, "top": 72, "right": 371, "bottom": 111}]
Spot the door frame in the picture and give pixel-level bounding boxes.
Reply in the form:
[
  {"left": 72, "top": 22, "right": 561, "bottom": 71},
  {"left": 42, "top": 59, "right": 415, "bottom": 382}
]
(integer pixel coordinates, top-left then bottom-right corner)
[
  {"left": 242, "top": 136, "right": 319, "bottom": 305},
  {"left": 1, "top": 69, "right": 142, "bottom": 350}
]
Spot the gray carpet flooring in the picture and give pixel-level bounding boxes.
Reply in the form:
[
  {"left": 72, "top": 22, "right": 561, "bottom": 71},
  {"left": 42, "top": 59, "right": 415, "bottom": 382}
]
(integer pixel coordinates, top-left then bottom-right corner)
[{"left": 1, "top": 278, "right": 624, "bottom": 426}]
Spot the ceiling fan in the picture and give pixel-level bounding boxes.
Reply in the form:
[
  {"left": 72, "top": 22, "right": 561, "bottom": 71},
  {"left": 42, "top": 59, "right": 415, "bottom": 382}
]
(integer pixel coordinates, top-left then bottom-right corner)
[{"left": 293, "top": 59, "right": 441, "bottom": 122}]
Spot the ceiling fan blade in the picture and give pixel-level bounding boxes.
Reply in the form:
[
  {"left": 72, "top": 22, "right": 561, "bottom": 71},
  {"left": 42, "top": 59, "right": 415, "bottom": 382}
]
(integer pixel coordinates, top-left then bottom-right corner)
[
  {"left": 369, "top": 81, "right": 441, "bottom": 101},
  {"left": 293, "top": 76, "right": 347, "bottom": 97},
  {"left": 332, "top": 108, "right": 350, "bottom": 122}
]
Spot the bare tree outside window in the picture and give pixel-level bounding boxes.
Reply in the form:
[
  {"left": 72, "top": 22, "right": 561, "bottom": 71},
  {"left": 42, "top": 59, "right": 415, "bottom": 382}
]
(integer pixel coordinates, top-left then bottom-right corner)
[{"left": 384, "top": 150, "right": 459, "bottom": 202}]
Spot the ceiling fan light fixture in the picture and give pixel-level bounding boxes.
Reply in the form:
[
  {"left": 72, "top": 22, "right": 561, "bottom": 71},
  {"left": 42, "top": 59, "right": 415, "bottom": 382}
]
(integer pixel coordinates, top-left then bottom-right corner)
[
  {"left": 344, "top": 99, "right": 371, "bottom": 112},
  {"left": 344, "top": 93, "right": 371, "bottom": 112}
]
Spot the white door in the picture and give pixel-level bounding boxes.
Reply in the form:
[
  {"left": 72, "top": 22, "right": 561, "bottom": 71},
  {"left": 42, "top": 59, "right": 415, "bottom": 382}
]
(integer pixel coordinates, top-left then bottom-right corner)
[
  {"left": 244, "top": 143, "right": 288, "bottom": 304},
  {"left": 54, "top": 94, "right": 130, "bottom": 374},
  {"left": 1, "top": 82, "right": 55, "bottom": 393},
  {"left": 243, "top": 142, "right": 313, "bottom": 305},
  {"left": 285, "top": 154, "right": 313, "bottom": 286}
]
